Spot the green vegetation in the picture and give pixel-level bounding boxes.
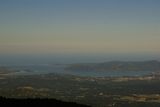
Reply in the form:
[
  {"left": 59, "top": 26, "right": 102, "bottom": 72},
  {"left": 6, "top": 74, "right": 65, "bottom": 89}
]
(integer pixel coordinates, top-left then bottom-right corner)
[
  {"left": 0, "top": 67, "right": 17, "bottom": 74},
  {"left": 0, "top": 73, "right": 160, "bottom": 107}
]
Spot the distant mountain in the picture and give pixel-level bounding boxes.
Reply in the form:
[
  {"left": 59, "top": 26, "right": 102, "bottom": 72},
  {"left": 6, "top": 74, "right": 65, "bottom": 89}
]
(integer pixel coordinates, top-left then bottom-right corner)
[{"left": 66, "top": 60, "right": 160, "bottom": 72}]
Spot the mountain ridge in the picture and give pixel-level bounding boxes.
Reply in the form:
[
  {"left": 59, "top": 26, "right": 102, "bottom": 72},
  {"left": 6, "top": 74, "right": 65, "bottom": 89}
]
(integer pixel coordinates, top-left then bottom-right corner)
[{"left": 66, "top": 60, "right": 160, "bottom": 72}]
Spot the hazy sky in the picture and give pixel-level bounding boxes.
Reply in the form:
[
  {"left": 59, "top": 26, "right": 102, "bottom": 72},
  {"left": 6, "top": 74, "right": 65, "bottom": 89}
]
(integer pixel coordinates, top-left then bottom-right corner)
[{"left": 0, "top": 0, "right": 160, "bottom": 56}]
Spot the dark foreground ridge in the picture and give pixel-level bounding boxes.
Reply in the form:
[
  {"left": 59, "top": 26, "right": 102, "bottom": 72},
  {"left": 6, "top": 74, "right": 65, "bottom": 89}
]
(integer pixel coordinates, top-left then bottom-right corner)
[{"left": 0, "top": 97, "right": 90, "bottom": 107}]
